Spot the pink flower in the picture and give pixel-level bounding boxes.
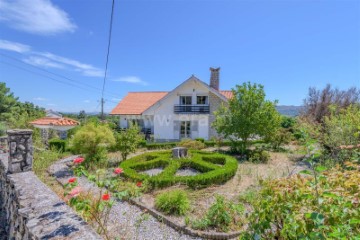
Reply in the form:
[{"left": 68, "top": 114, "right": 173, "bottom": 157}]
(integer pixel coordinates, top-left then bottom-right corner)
[
  {"left": 102, "top": 193, "right": 110, "bottom": 201},
  {"left": 136, "top": 182, "right": 142, "bottom": 187},
  {"left": 69, "top": 186, "right": 82, "bottom": 197},
  {"left": 68, "top": 177, "right": 77, "bottom": 183},
  {"left": 114, "top": 168, "right": 123, "bottom": 175},
  {"left": 73, "top": 157, "right": 84, "bottom": 165}
]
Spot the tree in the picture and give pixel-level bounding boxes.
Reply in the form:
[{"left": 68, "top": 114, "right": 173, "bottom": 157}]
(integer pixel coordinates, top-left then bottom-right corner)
[
  {"left": 0, "top": 82, "right": 19, "bottom": 122},
  {"left": 323, "top": 104, "right": 360, "bottom": 150},
  {"left": 213, "top": 82, "right": 281, "bottom": 153},
  {"left": 72, "top": 122, "right": 115, "bottom": 164},
  {"left": 78, "top": 110, "right": 86, "bottom": 121},
  {"left": 302, "top": 84, "right": 360, "bottom": 123},
  {"left": 115, "top": 123, "right": 143, "bottom": 161}
]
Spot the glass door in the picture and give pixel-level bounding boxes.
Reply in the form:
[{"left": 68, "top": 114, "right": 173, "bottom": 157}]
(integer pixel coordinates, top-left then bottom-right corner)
[{"left": 180, "top": 121, "right": 191, "bottom": 139}]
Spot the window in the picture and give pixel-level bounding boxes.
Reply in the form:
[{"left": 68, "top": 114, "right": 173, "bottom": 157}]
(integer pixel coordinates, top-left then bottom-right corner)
[
  {"left": 180, "top": 121, "right": 191, "bottom": 138},
  {"left": 196, "top": 96, "right": 208, "bottom": 105},
  {"left": 180, "top": 96, "right": 192, "bottom": 105}
]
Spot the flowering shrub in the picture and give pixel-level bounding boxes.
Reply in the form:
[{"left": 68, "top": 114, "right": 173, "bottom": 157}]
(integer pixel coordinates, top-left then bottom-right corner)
[{"left": 64, "top": 168, "right": 115, "bottom": 239}]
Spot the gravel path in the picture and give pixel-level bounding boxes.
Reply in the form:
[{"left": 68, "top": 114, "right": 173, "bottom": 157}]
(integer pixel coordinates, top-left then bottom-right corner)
[
  {"left": 175, "top": 168, "right": 200, "bottom": 176},
  {"left": 140, "top": 168, "right": 164, "bottom": 176},
  {"left": 48, "top": 156, "right": 202, "bottom": 240}
]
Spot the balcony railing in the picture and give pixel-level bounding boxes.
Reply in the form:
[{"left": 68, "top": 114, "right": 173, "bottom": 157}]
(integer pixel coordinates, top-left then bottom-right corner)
[{"left": 174, "top": 105, "right": 210, "bottom": 114}]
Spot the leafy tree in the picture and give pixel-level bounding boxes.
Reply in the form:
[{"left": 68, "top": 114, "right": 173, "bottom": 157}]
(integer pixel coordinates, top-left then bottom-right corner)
[
  {"left": 78, "top": 110, "right": 86, "bottom": 120},
  {"left": 213, "top": 82, "right": 281, "bottom": 153},
  {"left": 72, "top": 122, "right": 115, "bottom": 165},
  {"left": 115, "top": 123, "right": 143, "bottom": 161}
]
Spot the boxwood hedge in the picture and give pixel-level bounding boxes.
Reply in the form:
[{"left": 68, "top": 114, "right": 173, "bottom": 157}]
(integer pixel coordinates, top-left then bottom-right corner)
[{"left": 119, "top": 151, "right": 238, "bottom": 189}]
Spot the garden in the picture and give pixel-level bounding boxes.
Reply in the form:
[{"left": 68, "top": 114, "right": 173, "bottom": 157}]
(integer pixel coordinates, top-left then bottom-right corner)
[{"left": 1, "top": 82, "right": 360, "bottom": 239}]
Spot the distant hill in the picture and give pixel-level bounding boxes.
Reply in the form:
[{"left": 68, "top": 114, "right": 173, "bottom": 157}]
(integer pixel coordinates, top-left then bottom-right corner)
[{"left": 276, "top": 105, "right": 303, "bottom": 117}]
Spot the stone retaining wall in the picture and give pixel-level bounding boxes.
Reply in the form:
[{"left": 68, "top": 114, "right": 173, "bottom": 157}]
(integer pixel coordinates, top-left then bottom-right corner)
[{"left": 0, "top": 129, "right": 102, "bottom": 240}]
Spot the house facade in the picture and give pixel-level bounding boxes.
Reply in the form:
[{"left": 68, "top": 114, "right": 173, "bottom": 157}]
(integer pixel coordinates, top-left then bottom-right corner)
[{"left": 110, "top": 68, "right": 232, "bottom": 141}]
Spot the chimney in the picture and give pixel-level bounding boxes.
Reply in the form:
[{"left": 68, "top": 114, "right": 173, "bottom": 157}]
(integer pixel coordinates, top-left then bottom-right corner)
[{"left": 209, "top": 67, "right": 220, "bottom": 90}]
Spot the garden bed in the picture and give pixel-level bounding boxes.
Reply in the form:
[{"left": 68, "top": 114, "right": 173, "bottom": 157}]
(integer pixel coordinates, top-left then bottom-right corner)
[{"left": 119, "top": 150, "right": 238, "bottom": 189}]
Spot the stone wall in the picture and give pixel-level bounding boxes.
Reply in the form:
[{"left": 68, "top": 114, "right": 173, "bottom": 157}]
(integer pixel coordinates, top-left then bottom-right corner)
[
  {"left": 0, "top": 129, "right": 101, "bottom": 240},
  {"left": 0, "top": 136, "right": 7, "bottom": 154}
]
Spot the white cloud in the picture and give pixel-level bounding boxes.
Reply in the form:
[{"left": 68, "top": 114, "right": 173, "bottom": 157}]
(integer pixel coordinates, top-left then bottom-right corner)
[
  {"left": 83, "top": 100, "right": 90, "bottom": 103},
  {"left": 47, "top": 103, "right": 57, "bottom": 106},
  {"left": 37, "top": 52, "right": 103, "bottom": 77},
  {"left": 0, "top": 39, "right": 30, "bottom": 53},
  {"left": 0, "top": 39, "right": 103, "bottom": 77},
  {"left": 113, "top": 76, "right": 148, "bottom": 86},
  {"left": 23, "top": 56, "right": 65, "bottom": 69},
  {"left": 33, "top": 97, "right": 47, "bottom": 101},
  {"left": 0, "top": 0, "right": 77, "bottom": 35},
  {"left": 112, "top": 98, "right": 122, "bottom": 101}
]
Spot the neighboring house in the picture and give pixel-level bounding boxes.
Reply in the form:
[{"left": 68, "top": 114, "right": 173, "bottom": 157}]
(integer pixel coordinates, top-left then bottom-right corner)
[
  {"left": 110, "top": 68, "right": 233, "bottom": 141},
  {"left": 30, "top": 110, "right": 79, "bottom": 140}
]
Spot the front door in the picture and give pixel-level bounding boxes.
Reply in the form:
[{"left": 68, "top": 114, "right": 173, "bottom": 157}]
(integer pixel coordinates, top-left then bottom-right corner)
[{"left": 180, "top": 121, "right": 191, "bottom": 139}]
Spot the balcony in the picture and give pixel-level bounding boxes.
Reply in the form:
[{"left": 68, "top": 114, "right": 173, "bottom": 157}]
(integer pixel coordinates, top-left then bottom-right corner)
[{"left": 174, "top": 105, "right": 210, "bottom": 114}]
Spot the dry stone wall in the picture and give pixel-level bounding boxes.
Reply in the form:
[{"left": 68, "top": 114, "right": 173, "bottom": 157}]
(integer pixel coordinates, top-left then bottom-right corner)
[{"left": 0, "top": 129, "right": 101, "bottom": 240}]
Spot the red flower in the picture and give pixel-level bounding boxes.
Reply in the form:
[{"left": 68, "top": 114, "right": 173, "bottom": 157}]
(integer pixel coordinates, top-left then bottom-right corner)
[
  {"left": 114, "top": 168, "right": 123, "bottom": 175},
  {"left": 69, "top": 186, "right": 82, "bottom": 197},
  {"left": 102, "top": 193, "right": 110, "bottom": 201},
  {"left": 68, "top": 177, "right": 77, "bottom": 183},
  {"left": 136, "top": 182, "right": 142, "bottom": 187},
  {"left": 73, "top": 157, "right": 84, "bottom": 165}
]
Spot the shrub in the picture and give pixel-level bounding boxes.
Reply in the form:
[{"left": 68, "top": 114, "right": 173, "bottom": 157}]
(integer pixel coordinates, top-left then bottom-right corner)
[
  {"left": 242, "top": 163, "right": 360, "bottom": 239},
  {"left": 146, "top": 142, "right": 177, "bottom": 150},
  {"left": 191, "top": 195, "right": 244, "bottom": 232},
  {"left": 178, "top": 139, "right": 205, "bottom": 150},
  {"left": 115, "top": 123, "right": 143, "bottom": 161},
  {"left": 155, "top": 189, "right": 190, "bottom": 215},
  {"left": 120, "top": 151, "right": 238, "bottom": 189},
  {"left": 72, "top": 122, "right": 115, "bottom": 165},
  {"left": 204, "top": 141, "right": 216, "bottom": 147},
  {"left": 138, "top": 139, "right": 147, "bottom": 148},
  {"left": 248, "top": 149, "right": 270, "bottom": 163},
  {"left": 49, "top": 139, "right": 67, "bottom": 152},
  {"left": 265, "top": 128, "right": 292, "bottom": 150},
  {"left": 195, "top": 138, "right": 205, "bottom": 143}
]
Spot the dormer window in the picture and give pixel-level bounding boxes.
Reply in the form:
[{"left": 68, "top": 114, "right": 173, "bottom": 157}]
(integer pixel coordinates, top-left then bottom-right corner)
[{"left": 197, "top": 96, "right": 208, "bottom": 105}]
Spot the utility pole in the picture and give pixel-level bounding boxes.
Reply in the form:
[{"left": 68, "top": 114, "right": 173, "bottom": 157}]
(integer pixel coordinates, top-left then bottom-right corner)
[{"left": 100, "top": 98, "right": 105, "bottom": 120}]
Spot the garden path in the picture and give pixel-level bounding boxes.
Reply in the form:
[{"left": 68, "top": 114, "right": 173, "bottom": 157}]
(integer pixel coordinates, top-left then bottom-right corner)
[{"left": 48, "top": 156, "right": 202, "bottom": 240}]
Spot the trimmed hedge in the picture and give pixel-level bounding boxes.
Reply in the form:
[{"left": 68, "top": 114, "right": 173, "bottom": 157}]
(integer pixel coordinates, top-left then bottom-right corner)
[
  {"left": 120, "top": 151, "right": 238, "bottom": 189},
  {"left": 49, "top": 139, "right": 67, "bottom": 152},
  {"left": 145, "top": 142, "right": 177, "bottom": 150}
]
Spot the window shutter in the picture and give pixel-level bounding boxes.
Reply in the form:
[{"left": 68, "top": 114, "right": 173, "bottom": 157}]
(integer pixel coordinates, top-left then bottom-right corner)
[
  {"left": 191, "top": 120, "right": 198, "bottom": 132},
  {"left": 174, "top": 121, "right": 180, "bottom": 132}
]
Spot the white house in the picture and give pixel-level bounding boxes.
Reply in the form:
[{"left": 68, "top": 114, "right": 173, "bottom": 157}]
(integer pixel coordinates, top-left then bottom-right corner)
[{"left": 110, "top": 68, "right": 233, "bottom": 141}]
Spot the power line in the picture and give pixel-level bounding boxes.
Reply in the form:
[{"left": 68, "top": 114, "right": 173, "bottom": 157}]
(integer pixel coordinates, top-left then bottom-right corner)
[
  {"left": 0, "top": 52, "right": 120, "bottom": 98},
  {"left": 0, "top": 60, "right": 118, "bottom": 99},
  {"left": 101, "top": 0, "right": 116, "bottom": 120}
]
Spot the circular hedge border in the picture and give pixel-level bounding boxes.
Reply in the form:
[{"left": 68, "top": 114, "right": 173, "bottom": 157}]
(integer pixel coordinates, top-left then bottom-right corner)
[{"left": 120, "top": 151, "right": 238, "bottom": 188}]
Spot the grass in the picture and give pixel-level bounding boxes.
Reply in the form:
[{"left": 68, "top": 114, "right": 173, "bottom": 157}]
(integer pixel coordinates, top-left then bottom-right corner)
[{"left": 33, "top": 148, "right": 70, "bottom": 181}]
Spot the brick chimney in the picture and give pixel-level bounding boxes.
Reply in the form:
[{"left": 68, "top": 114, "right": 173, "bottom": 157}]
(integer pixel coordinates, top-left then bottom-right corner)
[{"left": 209, "top": 67, "right": 220, "bottom": 90}]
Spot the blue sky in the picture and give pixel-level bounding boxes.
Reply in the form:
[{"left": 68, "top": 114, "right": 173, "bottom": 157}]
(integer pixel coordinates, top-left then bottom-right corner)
[{"left": 0, "top": 0, "right": 359, "bottom": 113}]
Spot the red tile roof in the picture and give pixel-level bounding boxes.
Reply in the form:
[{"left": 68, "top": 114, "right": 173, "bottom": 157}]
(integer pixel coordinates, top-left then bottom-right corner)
[
  {"left": 219, "top": 90, "right": 233, "bottom": 99},
  {"left": 110, "top": 92, "right": 168, "bottom": 115},
  {"left": 30, "top": 117, "right": 79, "bottom": 126},
  {"left": 110, "top": 90, "right": 233, "bottom": 115}
]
